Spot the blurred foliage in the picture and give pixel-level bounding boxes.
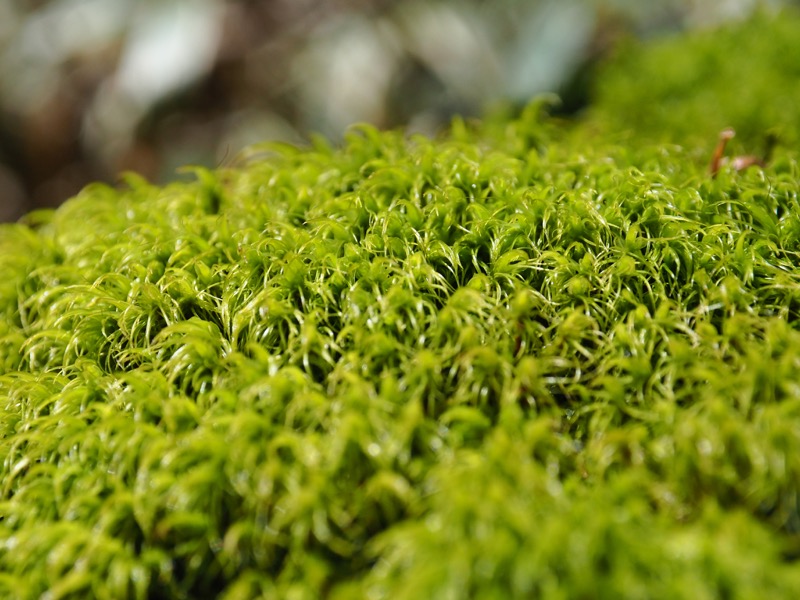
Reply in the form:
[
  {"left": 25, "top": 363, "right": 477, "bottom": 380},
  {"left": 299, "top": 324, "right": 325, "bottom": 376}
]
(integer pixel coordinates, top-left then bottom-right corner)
[
  {"left": 590, "top": 8, "right": 800, "bottom": 148},
  {"left": 0, "top": 0, "right": 797, "bottom": 221}
]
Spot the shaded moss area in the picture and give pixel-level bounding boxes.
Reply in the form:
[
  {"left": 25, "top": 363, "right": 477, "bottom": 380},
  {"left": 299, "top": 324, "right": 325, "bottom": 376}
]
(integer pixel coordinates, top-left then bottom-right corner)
[{"left": 2, "top": 10, "right": 800, "bottom": 600}]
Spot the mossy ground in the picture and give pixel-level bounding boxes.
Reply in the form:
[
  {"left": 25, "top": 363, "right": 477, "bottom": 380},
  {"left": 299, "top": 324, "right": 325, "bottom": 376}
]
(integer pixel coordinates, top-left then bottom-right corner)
[{"left": 2, "top": 10, "right": 800, "bottom": 600}]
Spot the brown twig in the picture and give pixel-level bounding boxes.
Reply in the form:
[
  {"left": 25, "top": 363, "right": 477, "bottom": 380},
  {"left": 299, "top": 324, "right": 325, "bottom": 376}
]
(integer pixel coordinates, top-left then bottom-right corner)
[{"left": 709, "top": 128, "right": 776, "bottom": 177}]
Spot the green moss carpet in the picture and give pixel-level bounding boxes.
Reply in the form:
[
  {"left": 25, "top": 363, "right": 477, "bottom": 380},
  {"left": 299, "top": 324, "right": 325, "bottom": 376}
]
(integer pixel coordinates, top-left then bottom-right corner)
[{"left": 2, "top": 10, "right": 800, "bottom": 599}]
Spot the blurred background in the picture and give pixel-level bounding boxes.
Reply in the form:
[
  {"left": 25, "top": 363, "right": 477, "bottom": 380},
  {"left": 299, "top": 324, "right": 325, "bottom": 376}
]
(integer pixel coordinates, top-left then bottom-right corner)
[{"left": 0, "top": 0, "right": 794, "bottom": 222}]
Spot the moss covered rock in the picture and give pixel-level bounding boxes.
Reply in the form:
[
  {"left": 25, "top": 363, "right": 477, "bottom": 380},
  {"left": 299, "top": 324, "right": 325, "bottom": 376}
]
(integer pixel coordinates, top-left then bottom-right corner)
[{"left": 2, "top": 9, "right": 800, "bottom": 600}]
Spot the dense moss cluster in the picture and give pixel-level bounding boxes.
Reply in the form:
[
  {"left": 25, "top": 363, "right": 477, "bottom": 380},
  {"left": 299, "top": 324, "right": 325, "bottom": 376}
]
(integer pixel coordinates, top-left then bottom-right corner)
[{"left": 2, "top": 10, "right": 800, "bottom": 599}]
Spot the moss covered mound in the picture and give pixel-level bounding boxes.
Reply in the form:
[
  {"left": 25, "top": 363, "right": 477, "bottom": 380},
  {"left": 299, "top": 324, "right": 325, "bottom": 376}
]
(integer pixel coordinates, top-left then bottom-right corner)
[{"left": 3, "top": 11, "right": 800, "bottom": 600}]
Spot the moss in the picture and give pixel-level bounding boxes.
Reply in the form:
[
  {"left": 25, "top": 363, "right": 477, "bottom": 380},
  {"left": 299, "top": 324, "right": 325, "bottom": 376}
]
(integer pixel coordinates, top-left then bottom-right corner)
[
  {"left": 2, "top": 10, "right": 800, "bottom": 599},
  {"left": 590, "top": 9, "right": 800, "bottom": 149}
]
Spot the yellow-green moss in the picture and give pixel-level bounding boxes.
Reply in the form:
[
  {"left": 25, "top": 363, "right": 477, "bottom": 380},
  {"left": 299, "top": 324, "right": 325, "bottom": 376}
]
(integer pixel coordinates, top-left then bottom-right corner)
[{"left": 2, "top": 10, "right": 800, "bottom": 599}]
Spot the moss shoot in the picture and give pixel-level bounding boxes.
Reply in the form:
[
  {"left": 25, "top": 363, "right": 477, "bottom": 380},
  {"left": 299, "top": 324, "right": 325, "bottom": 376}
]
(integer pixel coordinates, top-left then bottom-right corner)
[{"left": 2, "top": 10, "right": 800, "bottom": 600}]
